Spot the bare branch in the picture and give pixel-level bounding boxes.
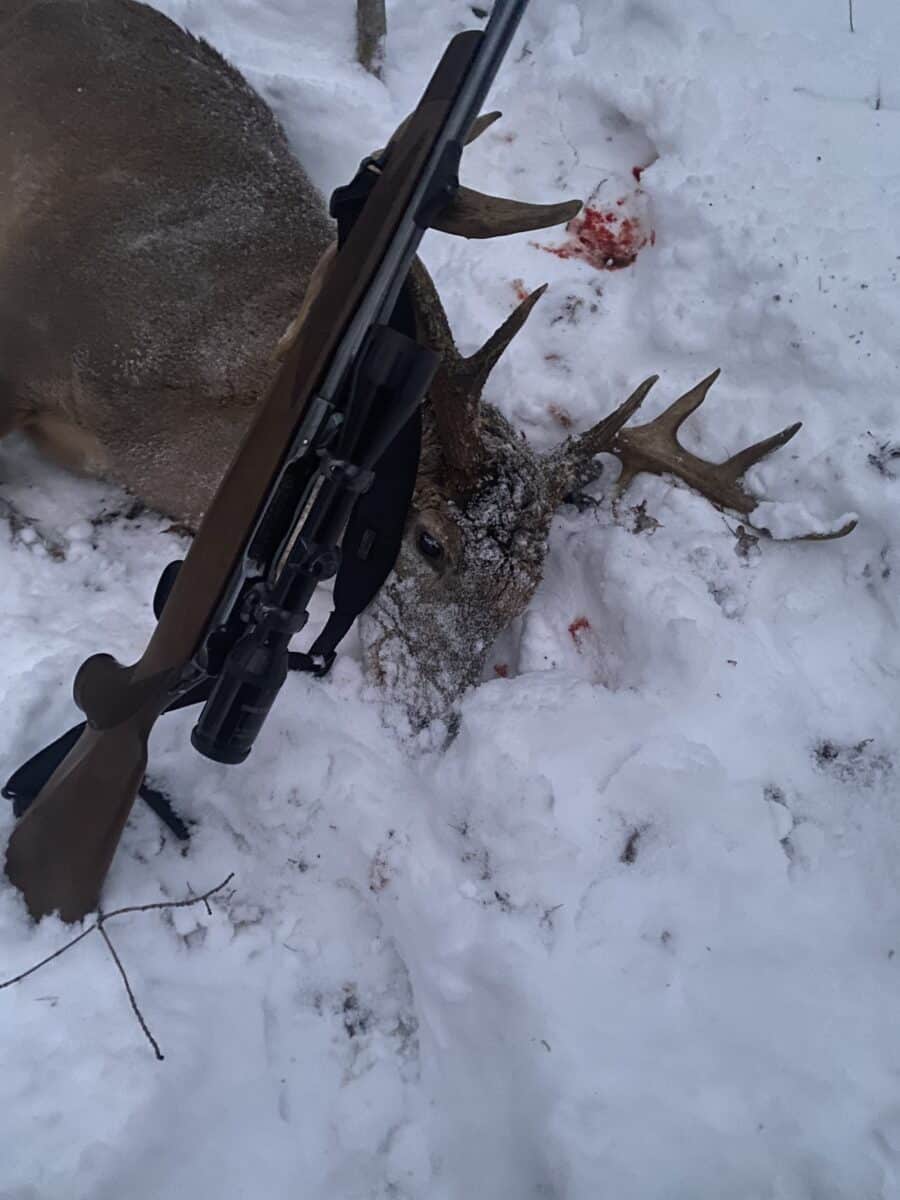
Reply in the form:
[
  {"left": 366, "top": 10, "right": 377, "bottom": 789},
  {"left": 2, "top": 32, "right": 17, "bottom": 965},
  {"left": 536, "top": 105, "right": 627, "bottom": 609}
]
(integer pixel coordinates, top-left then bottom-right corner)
[
  {"left": 356, "top": 0, "right": 386, "bottom": 78},
  {"left": 99, "top": 924, "right": 164, "bottom": 1060},
  {"left": 0, "top": 923, "right": 98, "bottom": 989},
  {"left": 0, "top": 874, "right": 234, "bottom": 1059},
  {"left": 99, "top": 873, "right": 234, "bottom": 922}
]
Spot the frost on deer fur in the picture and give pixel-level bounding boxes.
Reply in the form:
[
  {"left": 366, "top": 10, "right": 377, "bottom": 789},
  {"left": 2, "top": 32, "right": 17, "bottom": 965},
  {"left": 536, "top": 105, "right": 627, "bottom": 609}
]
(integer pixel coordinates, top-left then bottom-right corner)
[{"left": 359, "top": 405, "right": 560, "bottom": 730}]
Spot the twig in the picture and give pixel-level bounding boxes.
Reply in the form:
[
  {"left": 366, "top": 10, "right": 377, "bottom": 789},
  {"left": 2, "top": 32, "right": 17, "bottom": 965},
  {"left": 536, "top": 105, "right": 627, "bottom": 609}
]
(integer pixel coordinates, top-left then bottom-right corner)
[
  {"left": 99, "top": 924, "right": 164, "bottom": 1061},
  {"left": 98, "top": 874, "right": 234, "bottom": 922},
  {"left": 849, "top": 0, "right": 854, "bottom": 32},
  {"left": 0, "top": 924, "right": 99, "bottom": 989},
  {"left": 0, "top": 873, "right": 234, "bottom": 1059}
]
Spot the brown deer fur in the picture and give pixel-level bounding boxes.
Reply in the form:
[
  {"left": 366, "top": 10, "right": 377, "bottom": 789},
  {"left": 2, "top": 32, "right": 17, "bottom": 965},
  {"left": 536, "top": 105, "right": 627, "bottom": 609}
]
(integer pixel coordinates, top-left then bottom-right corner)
[{"left": 0, "top": 0, "right": 332, "bottom": 523}]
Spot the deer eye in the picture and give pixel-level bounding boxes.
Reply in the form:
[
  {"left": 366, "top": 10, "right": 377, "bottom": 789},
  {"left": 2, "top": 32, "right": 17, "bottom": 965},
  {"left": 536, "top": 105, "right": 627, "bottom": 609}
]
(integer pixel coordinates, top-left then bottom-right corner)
[{"left": 417, "top": 529, "right": 444, "bottom": 561}]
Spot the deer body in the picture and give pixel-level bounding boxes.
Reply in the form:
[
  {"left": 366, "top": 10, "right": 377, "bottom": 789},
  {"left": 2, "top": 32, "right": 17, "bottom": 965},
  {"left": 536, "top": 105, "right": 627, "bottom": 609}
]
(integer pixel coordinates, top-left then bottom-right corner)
[
  {"left": 0, "top": 0, "right": 332, "bottom": 524},
  {"left": 1, "top": 0, "right": 839, "bottom": 729}
]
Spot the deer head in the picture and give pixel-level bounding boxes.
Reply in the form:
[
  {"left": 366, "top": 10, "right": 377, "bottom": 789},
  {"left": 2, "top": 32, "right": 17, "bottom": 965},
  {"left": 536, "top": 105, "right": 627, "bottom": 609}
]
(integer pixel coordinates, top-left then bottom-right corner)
[{"left": 359, "top": 259, "right": 857, "bottom": 730}]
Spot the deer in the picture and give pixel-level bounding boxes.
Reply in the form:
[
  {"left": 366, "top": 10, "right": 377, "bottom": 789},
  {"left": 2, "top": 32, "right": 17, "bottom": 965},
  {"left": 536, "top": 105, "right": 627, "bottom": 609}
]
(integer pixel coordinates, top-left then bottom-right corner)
[{"left": 0, "top": 0, "right": 854, "bottom": 734}]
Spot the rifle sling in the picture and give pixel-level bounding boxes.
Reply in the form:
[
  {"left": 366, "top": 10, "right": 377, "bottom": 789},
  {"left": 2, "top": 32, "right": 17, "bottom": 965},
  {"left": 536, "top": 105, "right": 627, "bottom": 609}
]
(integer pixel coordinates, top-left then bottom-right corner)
[{"left": 283, "top": 156, "right": 423, "bottom": 673}]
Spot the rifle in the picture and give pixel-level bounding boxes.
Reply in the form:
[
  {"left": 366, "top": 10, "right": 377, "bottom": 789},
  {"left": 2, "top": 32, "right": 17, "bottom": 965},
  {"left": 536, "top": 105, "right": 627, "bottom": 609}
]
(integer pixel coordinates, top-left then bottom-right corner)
[{"left": 4, "top": 0, "right": 532, "bottom": 922}]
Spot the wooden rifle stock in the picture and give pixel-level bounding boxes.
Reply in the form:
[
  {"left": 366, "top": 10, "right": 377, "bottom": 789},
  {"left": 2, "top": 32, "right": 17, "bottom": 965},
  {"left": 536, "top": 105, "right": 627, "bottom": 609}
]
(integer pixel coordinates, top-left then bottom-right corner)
[{"left": 5, "top": 660, "right": 174, "bottom": 922}]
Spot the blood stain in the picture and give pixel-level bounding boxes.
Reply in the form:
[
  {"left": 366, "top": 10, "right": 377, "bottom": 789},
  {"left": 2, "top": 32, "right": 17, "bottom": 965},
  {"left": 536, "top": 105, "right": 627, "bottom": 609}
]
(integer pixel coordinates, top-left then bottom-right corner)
[
  {"left": 536, "top": 205, "right": 653, "bottom": 271},
  {"left": 568, "top": 615, "right": 591, "bottom": 646},
  {"left": 548, "top": 402, "right": 573, "bottom": 428}
]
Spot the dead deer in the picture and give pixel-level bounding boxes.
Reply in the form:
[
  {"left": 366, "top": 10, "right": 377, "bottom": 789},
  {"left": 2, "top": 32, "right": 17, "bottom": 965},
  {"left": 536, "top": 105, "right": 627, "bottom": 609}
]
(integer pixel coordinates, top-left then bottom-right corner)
[{"left": 1, "top": 0, "right": 853, "bottom": 732}]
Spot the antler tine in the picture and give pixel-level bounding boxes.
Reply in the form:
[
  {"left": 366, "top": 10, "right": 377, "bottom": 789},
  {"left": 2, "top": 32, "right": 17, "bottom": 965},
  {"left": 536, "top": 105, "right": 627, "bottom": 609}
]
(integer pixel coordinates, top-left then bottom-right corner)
[
  {"left": 373, "top": 109, "right": 501, "bottom": 166},
  {"left": 385, "top": 109, "right": 501, "bottom": 154},
  {"left": 377, "top": 109, "right": 581, "bottom": 240},
  {"left": 722, "top": 422, "right": 802, "bottom": 481},
  {"left": 433, "top": 191, "right": 582, "bottom": 240},
  {"left": 544, "top": 370, "right": 855, "bottom": 539},
  {"left": 798, "top": 518, "right": 859, "bottom": 541},
  {"left": 610, "top": 371, "right": 800, "bottom": 514},
  {"left": 408, "top": 258, "right": 546, "bottom": 488},
  {"left": 546, "top": 375, "right": 659, "bottom": 501},
  {"left": 466, "top": 110, "right": 502, "bottom": 144},
  {"left": 467, "top": 283, "right": 548, "bottom": 389},
  {"left": 606, "top": 373, "right": 856, "bottom": 538},
  {"left": 407, "top": 258, "right": 461, "bottom": 364},
  {"left": 646, "top": 368, "right": 720, "bottom": 437},
  {"left": 456, "top": 110, "right": 583, "bottom": 237},
  {"left": 573, "top": 375, "right": 659, "bottom": 460}
]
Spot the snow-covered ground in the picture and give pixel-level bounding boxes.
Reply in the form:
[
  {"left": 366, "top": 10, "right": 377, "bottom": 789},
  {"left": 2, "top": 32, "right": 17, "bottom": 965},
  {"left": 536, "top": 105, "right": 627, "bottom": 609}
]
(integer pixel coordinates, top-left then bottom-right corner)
[{"left": 2, "top": 1, "right": 899, "bottom": 1196}]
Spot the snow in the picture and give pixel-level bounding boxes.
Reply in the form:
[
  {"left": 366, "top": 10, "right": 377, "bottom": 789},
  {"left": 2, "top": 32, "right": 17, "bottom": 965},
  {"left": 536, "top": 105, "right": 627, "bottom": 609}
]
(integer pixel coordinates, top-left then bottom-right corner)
[{"left": 1, "top": 0, "right": 899, "bottom": 1197}]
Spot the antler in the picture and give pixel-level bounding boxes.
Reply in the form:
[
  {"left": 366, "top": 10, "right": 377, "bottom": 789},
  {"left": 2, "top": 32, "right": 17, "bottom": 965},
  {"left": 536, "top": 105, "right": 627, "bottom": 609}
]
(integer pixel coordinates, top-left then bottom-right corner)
[
  {"left": 440, "top": 110, "right": 581, "bottom": 239},
  {"left": 433, "top": 192, "right": 581, "bottom": 240},
  {"left": 408, "top": 258, "right": 546, "bottom": 490},
  {"left": 378, "top": 110, "right": 581, "bottom": 241},
  {"left": 548, "top": 371, "right": 857, "bottom": 539},
  {"left": 368, "top": 108, "right": 578, "bottom": 488}
]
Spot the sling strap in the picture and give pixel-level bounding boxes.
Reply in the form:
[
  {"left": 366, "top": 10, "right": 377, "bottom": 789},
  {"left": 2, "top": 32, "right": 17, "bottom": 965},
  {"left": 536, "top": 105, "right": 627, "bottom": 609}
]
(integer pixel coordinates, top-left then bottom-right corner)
[{"left": 285, "top": 155, "right": 422, "bottom": 673}]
